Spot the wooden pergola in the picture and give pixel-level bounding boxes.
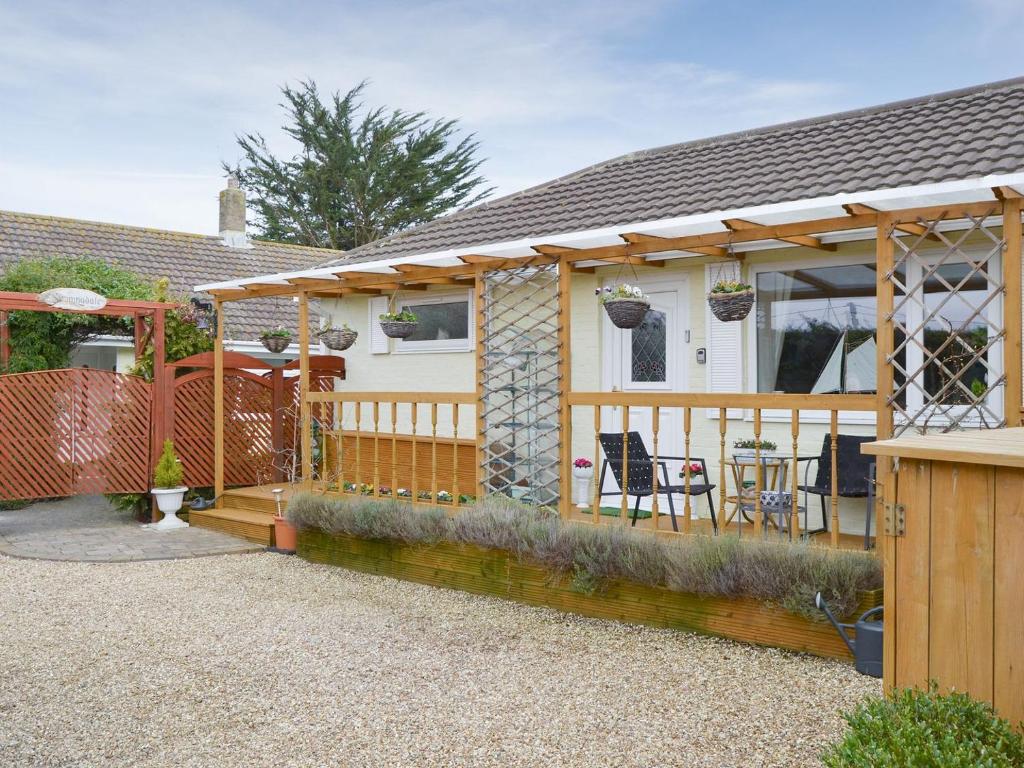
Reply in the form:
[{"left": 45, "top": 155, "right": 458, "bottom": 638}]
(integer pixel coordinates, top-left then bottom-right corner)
[{"left": 202, "top": 191, "right": 1024, "bottom": 550}]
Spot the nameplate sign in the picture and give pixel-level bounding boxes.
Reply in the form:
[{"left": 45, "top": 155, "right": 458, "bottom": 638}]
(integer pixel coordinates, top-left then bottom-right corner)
[{"left": 38, "top": 288, "right": 109, "bottom": 312}]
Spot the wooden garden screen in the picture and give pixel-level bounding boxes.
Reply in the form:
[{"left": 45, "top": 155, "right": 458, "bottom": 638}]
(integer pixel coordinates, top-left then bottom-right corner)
[{"left": 0, "top": 368, "right": 152, "bottom": 499}]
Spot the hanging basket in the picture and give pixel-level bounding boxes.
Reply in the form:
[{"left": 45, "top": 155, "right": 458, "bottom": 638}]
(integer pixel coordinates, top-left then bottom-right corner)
[
  {"left": 603, "top": 298, "right": 650, "bottom": 329},
  {"left": 260, "top": 335, "right": 291, "bottom": 353},
  {"left": 380, "top": 320, "right": 419, "bottom": 339},
  {"left": 708, "top": 290, "right": 754, "bottom": 322},
  {"left": 317, "top": 327, "right": 358, "bottom": 351}
]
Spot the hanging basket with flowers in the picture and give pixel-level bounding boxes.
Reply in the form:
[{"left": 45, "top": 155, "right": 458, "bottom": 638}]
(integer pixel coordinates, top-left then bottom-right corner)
[
  {"left": 317, "top": 321, "right": 358, "bottom": 351},
  {"left": 598, "top": 284, "right": 650, "bottom": 329},
  {"left": 708, "top": 279, "right": 754, "bottom": 322},
  {"left": 259, "top": 327, "right": 292, "bottom": 353},
  {"left": 379, "top": 309, "right": 419, "bottom": 339}
]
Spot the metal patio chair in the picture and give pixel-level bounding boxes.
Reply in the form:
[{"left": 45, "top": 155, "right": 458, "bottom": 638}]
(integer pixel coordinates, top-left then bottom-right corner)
[
  {"left": 798, "top": 434, "right": 877, "bottom": 549},
  {"left": 597, "top": 431, "right": 717, "bottom": 533}
]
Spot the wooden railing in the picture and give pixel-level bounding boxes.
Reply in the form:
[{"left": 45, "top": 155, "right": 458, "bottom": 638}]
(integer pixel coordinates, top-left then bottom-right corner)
[
  {"left": 566, "top": 392, "right": 878, "bottom": 548},
  {"left": 306, "top": 391, "right": 477, "bottom": 507}
]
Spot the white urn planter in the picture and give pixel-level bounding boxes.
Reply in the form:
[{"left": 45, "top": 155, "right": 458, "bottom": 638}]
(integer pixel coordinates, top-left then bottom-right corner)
[
  {"left": 151, "top": 487, "right": 189, "bottom": 530},
  {"left": 572, "top": 466, "right": 594, "bottom": 508}
]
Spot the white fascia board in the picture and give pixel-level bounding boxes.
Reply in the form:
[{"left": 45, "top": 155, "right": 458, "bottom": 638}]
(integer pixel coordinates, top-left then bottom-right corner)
[{"left": 194, "top": 172, "right": 1024, "bottom": 293}]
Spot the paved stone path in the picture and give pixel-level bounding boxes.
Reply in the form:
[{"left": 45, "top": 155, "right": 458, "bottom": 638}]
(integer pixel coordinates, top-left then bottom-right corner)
[{"left": 0, "top": 496, "right": 262, "bottom": 561}]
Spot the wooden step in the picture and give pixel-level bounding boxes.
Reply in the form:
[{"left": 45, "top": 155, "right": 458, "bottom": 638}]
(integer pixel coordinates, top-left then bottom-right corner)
[
  {"left": 190, "top": 506, "right": 276, "bottom": 546},
  {"left": 221, "top": 491, "right": 278, "bottom": 515}
]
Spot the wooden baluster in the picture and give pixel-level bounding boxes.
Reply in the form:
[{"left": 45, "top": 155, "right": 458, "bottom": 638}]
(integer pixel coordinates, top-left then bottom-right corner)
[
  {"left": 431, "top": 402, "right": 438, "bottom": 504},
  {"left": 390, "top": 401, "right": 398, "bottom": 500},
  {"left": 651, "top": 406, "right": 660, "bottom": 531},
  {"left": 372, "top": 401, "right": 380, "bottom": 498},
  {"left": 791, "top": 409, "right": 800, "bottom": 540},
  {"left": 830, "top": 410, "right": 839, "bottom": 548},
  {"left": 620, "top": 405, "right": 629, "bottom": 522},
  {"left": 683, "top": 406, "right": 692, "bottom": 534},
  {"left": 592, "top": 405, "right": 601, "bottom": 524},
  {"left": 718, "top": 408, "right": 727, "bottom": 535},
  {"left": 354, "top": 401, "right": 362, "bottom": 495},
  {"left": 411, "top": 403, "right": 419, "bottom": 503},
  {"left": 753, "top": 408, "right": 763, "bottom": 535},
  {"left": 333, "top": 402, "right": 342, "bottom": 491},
  {"left": 452, "top": 403, "right": 460, "bottom": 507},
  {"left": 336, "top": 402, "right": 345, "bottom": 494}
]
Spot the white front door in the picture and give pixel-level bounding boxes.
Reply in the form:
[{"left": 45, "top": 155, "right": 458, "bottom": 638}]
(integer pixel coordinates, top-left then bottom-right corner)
[{"left": 600, "top": 277, "right": 688, "bottom": 507}]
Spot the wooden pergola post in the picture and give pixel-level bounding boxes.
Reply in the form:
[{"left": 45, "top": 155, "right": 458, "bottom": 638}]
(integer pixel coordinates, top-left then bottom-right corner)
[
  {"left": 298, "top": 290, "right": 313, "bottom": 488},
  {"left": 874, "top": 213, "right": 897, "bottom": 690},
  {"left": 474, "top": 266, "right": 486, "bottom": 500},
  {"left": 557, "top": 257, "right": 572, "bottom": 518},
  {"left": 1003, "top": 197, "right": 1023, "bottom": 426},
  {"left": 213, "top": 298, "right": 225, "bottom": 506}
]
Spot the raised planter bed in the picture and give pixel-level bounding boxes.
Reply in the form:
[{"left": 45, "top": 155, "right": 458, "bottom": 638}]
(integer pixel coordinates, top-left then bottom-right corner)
[{"left": 297, "top": 529, "right": 881, "bottom": 660}]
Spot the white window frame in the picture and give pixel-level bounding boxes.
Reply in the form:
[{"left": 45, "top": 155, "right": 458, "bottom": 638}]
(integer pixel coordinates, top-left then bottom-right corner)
[
  {"left": 393, "top": 288, "right": 475, "bottom": 354},
  {"left": 746, "top": 253, "right": 880, "bottom": 425},
  {"left": 899, "top": 246, "right": 1004, "bottom": 429}
]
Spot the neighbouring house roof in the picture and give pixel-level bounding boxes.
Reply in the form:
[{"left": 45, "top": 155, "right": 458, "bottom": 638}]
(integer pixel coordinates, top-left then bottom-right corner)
[
  {"left": 320, "top": 75, "right": 1024, "bottom": 268},
  {"left": 0, "top": 210, "right": 335, "bottom": 340}
]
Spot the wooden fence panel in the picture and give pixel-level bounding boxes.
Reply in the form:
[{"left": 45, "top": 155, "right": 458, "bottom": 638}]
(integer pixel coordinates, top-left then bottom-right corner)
[{"left": 0, "top": 369, "right": 150, "bottom": 499}]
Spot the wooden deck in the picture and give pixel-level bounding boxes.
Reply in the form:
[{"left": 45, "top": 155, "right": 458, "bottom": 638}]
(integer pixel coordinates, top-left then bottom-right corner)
[{"left": 190, "top": 484, "right": 873, "bottom": 552}]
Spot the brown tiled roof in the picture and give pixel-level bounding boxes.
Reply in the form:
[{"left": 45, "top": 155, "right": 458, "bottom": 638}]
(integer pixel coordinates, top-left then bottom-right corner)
[
  {"left": 324, "top": 76, "right": 1024, "bottom": 267},
  {"left": 0, "top": 211, "right": 335, "bottom": 339}
]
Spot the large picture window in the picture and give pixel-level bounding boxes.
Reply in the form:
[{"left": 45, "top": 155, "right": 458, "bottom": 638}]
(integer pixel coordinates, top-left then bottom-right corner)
[
  {"left": 756, "top": 263, "right": 880, "bottom": 394},
  {"left": 396, "top": 290, "right": 473, "bottom": 353}
]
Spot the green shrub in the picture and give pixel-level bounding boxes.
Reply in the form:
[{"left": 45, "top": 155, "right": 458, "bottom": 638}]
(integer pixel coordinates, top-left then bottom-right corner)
[
  {"left": 286, "top": 492, "right": 882, "bottom": 616},
  {"left": 822, "top": 684, "right": 1024, "bottom": 767},
  {"left": 153, "top": 440, "right": 184, "bottom": 489}
]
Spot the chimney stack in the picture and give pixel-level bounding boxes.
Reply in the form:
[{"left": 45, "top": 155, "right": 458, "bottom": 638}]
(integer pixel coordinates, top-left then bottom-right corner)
[{"left": 219, "top": 175, "right": 251, "bottom": 248}]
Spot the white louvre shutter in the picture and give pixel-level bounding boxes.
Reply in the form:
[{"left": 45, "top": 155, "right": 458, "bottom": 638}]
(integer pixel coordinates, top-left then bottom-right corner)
[
  {"left": 369, "top": 296, "right": 390, "bottom": 354},
  {"left": 706, "top": 261, "right": 744, "bottom": 418}
]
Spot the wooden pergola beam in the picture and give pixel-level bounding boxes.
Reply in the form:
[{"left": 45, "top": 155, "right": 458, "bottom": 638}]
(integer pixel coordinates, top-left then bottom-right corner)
[
  {"left": 621, "top": 232, "right": 731, "bottom": 259},
  {"left": 459, "top": 255, "right": 506, "bottom": 266},
  {"left": 287, "top": 277, "right": 339, "bottom": 286},
  {"left": 211, "top": 200, "right": 1001, "bottom": 302},
  {"left": 723, "top": 218, "right": 837, "bottom": 251},
  {"left": 843, "top": 203, "right": 941, "bottom": 241},
  {"left": 993, "top": 186, "right": 1023, "bottom": 201}
]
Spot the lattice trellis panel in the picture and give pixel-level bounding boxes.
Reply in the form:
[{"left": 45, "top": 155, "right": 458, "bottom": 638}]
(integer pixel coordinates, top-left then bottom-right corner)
[
  {"left": 480, "top": 262, "right": 562, "bottom": 506},
  {"left": 0, "top": 369, "right": 151, "bottom": 499},
  {"left": 884, "top": 206, "right": 1006, "bottom": 435}
]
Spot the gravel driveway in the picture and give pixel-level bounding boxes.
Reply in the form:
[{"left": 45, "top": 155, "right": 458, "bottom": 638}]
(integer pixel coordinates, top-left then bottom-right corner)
[{"left": 0, "top": 552, "right": 878, "bottom": 767}]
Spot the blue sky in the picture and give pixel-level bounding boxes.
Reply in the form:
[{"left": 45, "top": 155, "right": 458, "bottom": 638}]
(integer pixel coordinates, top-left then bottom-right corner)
[{"left": 0, "top": 0, "right": 1020, "bottom": 234}]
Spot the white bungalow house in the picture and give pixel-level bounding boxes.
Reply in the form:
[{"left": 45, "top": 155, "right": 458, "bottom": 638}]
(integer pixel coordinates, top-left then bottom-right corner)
[{"left": 196, "top": 76, "right": 1024, "bottom": 547}]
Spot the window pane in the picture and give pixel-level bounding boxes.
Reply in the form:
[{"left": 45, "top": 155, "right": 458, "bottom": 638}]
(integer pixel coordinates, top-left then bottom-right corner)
[
  {"left": 401, "top": 300, "right": 469, "bottom": 342},
  {"left": 921, "top": 263, "right": 990, "bottom": 402},
  {"left": 631, "top": 309, "right": 666, "bottom": 382},
  {"left": 756, "top": 264, "right": 878, "bottom": 394}
]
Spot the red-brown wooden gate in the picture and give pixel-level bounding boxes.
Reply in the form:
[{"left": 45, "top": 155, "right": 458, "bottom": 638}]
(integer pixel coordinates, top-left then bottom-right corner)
[
  {"left": 167, "top": 352, "right": 344, "bottom": 489},
  {"left": 0, "top": 368, "right": 152, "bottom": 499}
]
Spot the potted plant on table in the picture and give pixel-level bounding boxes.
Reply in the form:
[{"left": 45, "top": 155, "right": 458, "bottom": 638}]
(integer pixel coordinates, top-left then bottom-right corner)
[
  {"left": 379, "top": 309, "right": 419, "bottom": 339},
  {"left": 259, "top": 326, "right": 292, "bottom": 353},
  {"left": 151, "top": 440, "right": 189, "bottom": 530},
  {"left": 316, "top": 321, "right": 358, "bottom": 351},
  {"left": 598, "top": 284, "right": 650, "bottom": 329},
  {"left": 732, "top": 438, "right": 778, "bottom": 457},
  {"left": 708, "top": 279, "right": 754, "bottom": 322}
]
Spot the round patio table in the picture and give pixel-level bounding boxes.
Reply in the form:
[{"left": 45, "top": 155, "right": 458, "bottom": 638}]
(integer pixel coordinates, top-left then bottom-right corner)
[{"left": 727, "top": 453, "right": 817, "bottom": 538}]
